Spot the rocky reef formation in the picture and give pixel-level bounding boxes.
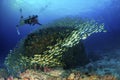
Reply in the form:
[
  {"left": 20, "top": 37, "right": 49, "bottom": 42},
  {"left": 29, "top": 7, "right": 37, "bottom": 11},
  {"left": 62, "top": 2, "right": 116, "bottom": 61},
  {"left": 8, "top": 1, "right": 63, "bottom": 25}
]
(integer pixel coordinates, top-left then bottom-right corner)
[{"left": 4, "top": 17, "right": 106, "bottom": 77}]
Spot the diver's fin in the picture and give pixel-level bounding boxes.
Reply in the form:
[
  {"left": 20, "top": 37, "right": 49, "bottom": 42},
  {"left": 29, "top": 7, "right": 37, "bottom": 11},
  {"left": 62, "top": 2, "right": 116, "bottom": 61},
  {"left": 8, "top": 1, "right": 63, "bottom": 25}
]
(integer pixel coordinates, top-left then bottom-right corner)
[
  {"left": 16, "top": 25, "right": 20, "bottom": 35},
  {"left": 20, "top": 8, "right": 23, "bottom": 19},
  {"left": 20, "top": 8, "right": 22, "bottom": 13},
  {"left": 16, "top": 28, "right": 20, "bottom": 35}
]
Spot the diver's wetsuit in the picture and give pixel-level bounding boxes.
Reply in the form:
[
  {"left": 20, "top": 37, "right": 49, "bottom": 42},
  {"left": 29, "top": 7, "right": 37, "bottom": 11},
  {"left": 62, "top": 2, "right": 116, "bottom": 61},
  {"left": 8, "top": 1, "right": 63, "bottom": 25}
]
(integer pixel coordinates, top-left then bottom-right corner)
[
  {"left": 24, "top": 18, "right": 32, "bottom": 25},
  {"left": 24, "top": 15, "right": 42, "bottom": 26}
]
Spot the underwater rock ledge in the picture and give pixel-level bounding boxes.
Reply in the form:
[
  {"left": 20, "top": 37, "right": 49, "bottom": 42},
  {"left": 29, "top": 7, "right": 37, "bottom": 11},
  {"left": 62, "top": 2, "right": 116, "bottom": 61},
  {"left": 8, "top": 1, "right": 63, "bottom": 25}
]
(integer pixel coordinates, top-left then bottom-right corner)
[{"left": 4, "top": 17, "right": 106, "bottom": 77}]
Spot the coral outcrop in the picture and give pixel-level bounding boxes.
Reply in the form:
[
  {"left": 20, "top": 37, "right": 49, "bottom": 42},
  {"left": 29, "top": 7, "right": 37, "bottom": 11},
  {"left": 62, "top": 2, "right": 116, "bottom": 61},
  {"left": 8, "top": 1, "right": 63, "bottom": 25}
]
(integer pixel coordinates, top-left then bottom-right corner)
[{"left": 4, "top": 17, "right": 106, "bottom": 76}]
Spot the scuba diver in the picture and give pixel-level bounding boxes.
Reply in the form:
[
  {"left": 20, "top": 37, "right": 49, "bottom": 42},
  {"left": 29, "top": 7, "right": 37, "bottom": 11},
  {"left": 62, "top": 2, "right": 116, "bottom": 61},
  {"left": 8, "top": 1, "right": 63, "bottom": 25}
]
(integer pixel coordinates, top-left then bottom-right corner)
[{"left": 16, "top": 9, "right": 42, "bottom": 35}]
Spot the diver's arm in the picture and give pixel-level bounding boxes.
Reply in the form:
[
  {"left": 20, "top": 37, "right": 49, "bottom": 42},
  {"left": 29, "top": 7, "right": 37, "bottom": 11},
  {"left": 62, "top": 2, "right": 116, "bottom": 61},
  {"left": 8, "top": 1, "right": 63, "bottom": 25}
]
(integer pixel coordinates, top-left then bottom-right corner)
[{"left": 37, "top": 22, "right": 42, "bottom": 25}]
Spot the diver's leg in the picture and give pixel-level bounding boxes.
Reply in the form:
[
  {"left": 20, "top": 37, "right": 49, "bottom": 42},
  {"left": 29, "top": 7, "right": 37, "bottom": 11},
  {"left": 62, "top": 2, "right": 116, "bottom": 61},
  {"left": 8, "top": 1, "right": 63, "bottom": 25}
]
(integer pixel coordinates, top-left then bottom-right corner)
[{"left": 16, "top": 25, "right": 20, "bottom": 35}]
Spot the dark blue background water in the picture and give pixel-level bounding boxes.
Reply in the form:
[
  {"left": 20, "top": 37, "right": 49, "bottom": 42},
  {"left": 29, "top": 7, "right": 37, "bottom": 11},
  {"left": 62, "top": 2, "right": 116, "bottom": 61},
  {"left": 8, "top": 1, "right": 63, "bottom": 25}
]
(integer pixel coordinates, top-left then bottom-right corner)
[{"left": 0, "top": 0, "right": 120, "bottom": 66}]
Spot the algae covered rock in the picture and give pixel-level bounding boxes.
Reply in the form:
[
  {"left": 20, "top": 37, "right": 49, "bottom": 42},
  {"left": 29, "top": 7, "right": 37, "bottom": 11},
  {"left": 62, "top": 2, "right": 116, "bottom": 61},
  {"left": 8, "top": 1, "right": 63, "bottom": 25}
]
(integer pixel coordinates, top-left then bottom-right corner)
[{"left": 4, "top": 17, "right": 106, "bottom": 76}]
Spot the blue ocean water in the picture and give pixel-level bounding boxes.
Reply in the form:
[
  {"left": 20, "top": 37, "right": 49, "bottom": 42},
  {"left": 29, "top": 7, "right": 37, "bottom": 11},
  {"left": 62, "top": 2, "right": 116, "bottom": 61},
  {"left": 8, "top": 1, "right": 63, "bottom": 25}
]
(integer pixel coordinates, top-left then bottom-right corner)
[{"left": 0, "top": 0, "right": 120, "bottom": 68}]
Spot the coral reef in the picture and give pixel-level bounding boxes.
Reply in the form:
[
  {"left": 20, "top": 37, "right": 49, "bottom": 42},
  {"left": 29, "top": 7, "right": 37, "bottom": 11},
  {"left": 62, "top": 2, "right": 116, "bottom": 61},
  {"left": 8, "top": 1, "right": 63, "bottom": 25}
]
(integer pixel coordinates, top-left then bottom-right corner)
[
  {"left": 0, "top": 68, "right": 117, "bottom": 80},
  {"left": 3, "top": 46, "right": 120, "bottom": 80},
  {"left": 84, "top": 49, "right": 120, "bottom": 79},
  {"left": 18, "top": 69, "right": 117, "bottom": 80},
  {"left": 4, "top": 17, "right": 106, "bottom": 76},
  {"left": 23, "top": 17, "right": 106, "bottom": 68},
  {"left": 0, "top": 68, "right": 9, "bottom": 78},
  {"left": 4, "top": 51, "right": 30, "bottom": 77}
]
